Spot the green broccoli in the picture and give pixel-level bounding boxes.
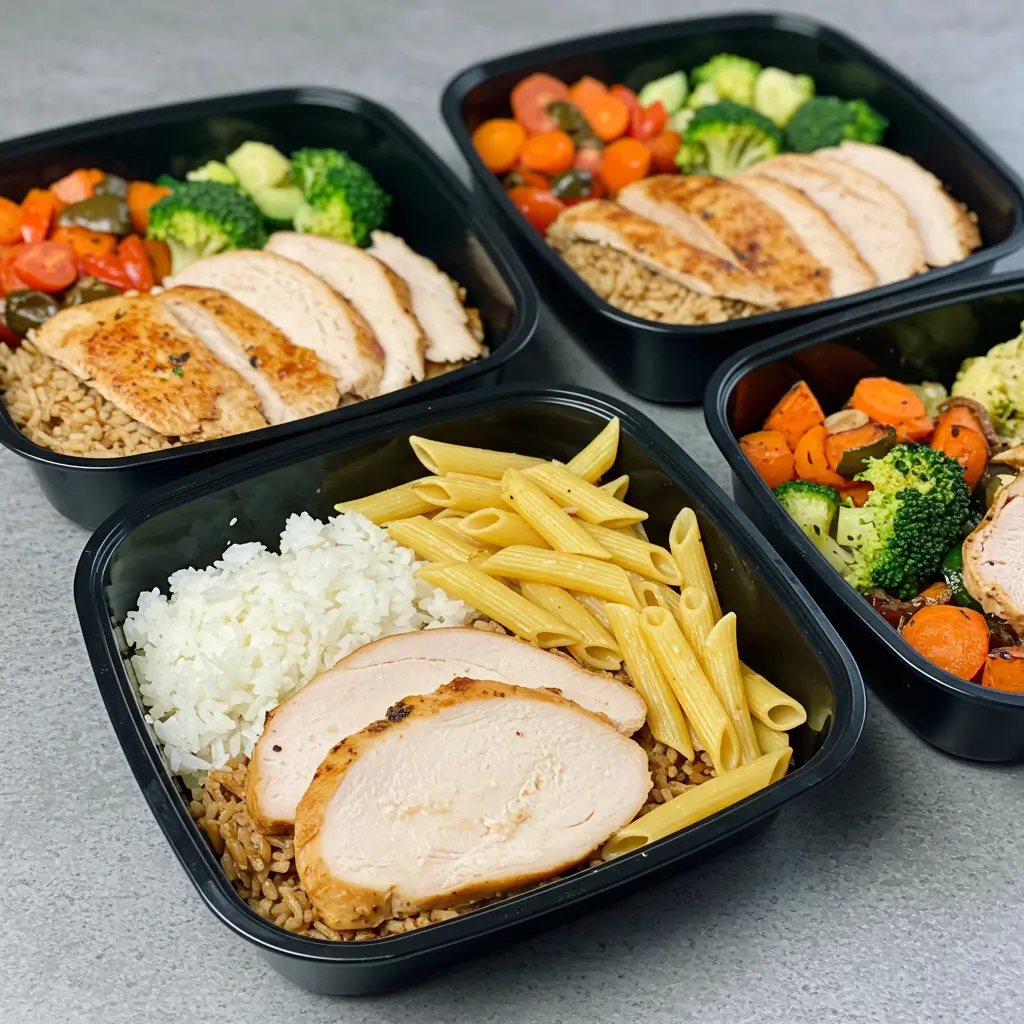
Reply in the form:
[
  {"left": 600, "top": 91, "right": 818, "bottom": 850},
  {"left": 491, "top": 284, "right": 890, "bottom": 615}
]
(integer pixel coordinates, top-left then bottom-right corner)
[
  {"left": 146, "top": 180, "right": 267, "bottom": 273},
  {"left": 753, "top": 67, "right": 815, "bottom": 127},
  {"left": 785, "top": 96, "right": 889, "bottom": 153},
  {"left": 691, "top": 54, "right": 762, "bottom": 106},
  {"left": 773, "top": 480, "right": 851, "bottom": 573},
  {"left": 290, "top": 148, "right": 390, "bottom": 246},
  {"left": 674, "top": 101, "right": 782, "bottom": 176},
  {"left": 686, "top": 82, "right": 721, "bottom": 109},
  {"left": 835, "top": 444, "right": 971, "bottom": 599}
]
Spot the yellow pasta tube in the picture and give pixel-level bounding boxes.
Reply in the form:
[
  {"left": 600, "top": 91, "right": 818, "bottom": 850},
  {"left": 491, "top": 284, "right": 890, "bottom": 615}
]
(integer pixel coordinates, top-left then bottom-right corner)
[
  {"left": 629, "top": 575, "right": 682, "bottom": 618},
  {"left": 601, "top": 748, "right": 792, "bottom": 859},
  {"left": 417, "top": 563, "right": 580, "bottom": 648},
  {"left": 599, "top": 474, "right": 630, "bottom": 501},
  {"left": 741, "top": 664, "right": 808, "bottom": 731},
  {"left": 676, "top": 586, "right": 715, "bottom": 656},
  {"left": 479, "top": 545, "right": 640, "bottom": 608},
  {"left": 408, "top": 436, "right": 543, "bottom": 478},
  {"left": 669, "top": 508, "right": 721, "bottom": 621},
  {"left": 605, "top": 603, "right": 694, "bottom": 760},
  {"left": 412, "top": 474, "right": 506, "bottom": 512},
  {"left": 519, "top": 582, "right": 622, "bottom": 672},
  {"left": 524, "top": 462, "right": 647, "bottom": 528},
  {"left": 566, "top": 417, "right": 620, "bottom": 482},
  {"left": 639, "top": 607, "right": 740, "bottom": 772},
  {"left": 571, "top": 591, "right": 613, "bottom": 631},
  {"left": 752, "top": 719, "right": 789, "bottom": 754},
  {"left": 386, "top": 516, "right": 484, "bottom": 564},
  {"left": 502, "top": 469, "right": 611, "bottom": 559},
  {"left": 702, "top": 613, "right": 761, "bottom": 766},
  {"left": 455, "top": 507, "right": 548, "bottom": 549},
  {"left": 433, "top": 508, "right": 469, "bottom": 523},
  {"left": 335, "top": 478, "right": 435, "bottom": 525},
  {"left": 579, "top": 521, "right": 682, "bottom": 585}
]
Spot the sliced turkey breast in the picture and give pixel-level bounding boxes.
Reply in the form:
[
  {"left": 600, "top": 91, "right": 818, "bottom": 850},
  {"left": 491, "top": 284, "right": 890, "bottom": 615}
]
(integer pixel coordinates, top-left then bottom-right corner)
[
  {"left": 157, "top": 285, "right": 338, "bottom": 424},
  {"left": 368, "top": 231, "right": 484, "bottom": 364},
  {"left": 735, "top": 174, "right": 876, "bottom": 297},
  {"left": 819, "top": 141, "right": 981, "bottom": 267},
  {"left": 265, "top": 233, "right": 427, "bottom": 393},
  {"left": 748, "top": 154, "right": 925, "bottom": 285},
  {"left": 294, "top": 678, "right": 651, "bottom": 930},
  {"left": 547, "top": 199, "right": 778, "bottom": 307},
  {"left": 962, "top": 474, "right": 1024, "bottom": 633},
  {"left": 166, "top": 250, "right": 385, "bottom": 398}
]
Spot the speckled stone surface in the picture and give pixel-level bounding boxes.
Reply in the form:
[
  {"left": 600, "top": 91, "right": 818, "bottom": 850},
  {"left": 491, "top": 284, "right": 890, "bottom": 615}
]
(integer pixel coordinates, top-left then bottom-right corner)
[{"left": 2, "top": 1, "right": 1024, "bottom": 1021}]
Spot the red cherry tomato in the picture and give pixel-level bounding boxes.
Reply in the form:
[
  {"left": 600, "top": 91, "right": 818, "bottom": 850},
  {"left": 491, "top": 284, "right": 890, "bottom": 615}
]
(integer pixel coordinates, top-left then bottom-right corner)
[
  {"left": 506, "top": 186, "right": 565, "bottom": 234},
  {"left": 573, "top": 145, "right": 604, "bottom": 176},
  {"left": 609, "top": 84, "right": 639, "bottom": 113},
  {"left": 78, "top": 252, "right": 132, "bottom": 291},
  {"left": 13, "top": 241, "right": 78, "bottom": 293},
  {"left": 630, "top": 100, "right": 669, "bottom": 142},
  {"left": 117, "top": 235, "right": 156, "bottom": 292},
  {"left": 601, "top": 138, "right": 651, "bottom": 195},
  {"left": 510, "top": 73, "right": 570, "bottom": 133},
  {"left": 646, "top": 130, "right": 683, "bottom": 174}
]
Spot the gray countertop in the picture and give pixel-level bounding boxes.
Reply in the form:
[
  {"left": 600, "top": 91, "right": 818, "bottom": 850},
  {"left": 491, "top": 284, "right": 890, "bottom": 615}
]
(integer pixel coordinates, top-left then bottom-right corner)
[{"left": 3, "top": 1, "right": 1024, "bottom": 1021}]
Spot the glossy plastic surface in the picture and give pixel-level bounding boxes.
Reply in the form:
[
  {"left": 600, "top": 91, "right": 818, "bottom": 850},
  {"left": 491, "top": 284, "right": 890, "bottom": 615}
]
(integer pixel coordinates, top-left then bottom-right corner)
[
  {"left": 0, "top": 88, "right": 538, "bottom": 528},
  {"left": 442, "top": 14, "right": 1024, "bottom": 404},
  {"left": 76, "top": 385, "right": 864, "bottom": 994}
]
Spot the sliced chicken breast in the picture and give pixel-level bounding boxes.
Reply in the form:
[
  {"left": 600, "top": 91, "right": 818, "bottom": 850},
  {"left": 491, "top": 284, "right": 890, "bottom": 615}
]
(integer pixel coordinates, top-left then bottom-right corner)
[
  {"left": 621, "top": 175, "right": 831, "bottom": 308},
  {"left": 157, "top": 286, "right": 338, "bottom": 424},
  {"left": 735, "top": 174, "right": 876, "bottom": 297},
  {"left": 295, "top": 678, "right": 651, "bottom": 930},
  {"left": 819, "top": 141, "right": 982, "bottom": 267},
  {"left": 265, "top": 233, "right": 427, "bottom": 393},
  {"left": 167, "top": 250, "right": 385, "bottom": 399},
  {"left": 368, "top": 231, "right": 484, "bottom": 364},
  {"left": 32, "top": 294, "right": 266, "bottom": 438},
  {"left": 748, "top": 154, "right": 926, "bottom": 285},
  {"left": 547, "top": 200, "right": 778, "bottom": 307}
]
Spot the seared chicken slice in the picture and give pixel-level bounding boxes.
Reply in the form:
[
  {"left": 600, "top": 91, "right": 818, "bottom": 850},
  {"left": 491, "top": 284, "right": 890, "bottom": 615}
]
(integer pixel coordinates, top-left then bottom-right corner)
[
  {"left": 368, "top": 231, "right": 484, "bottom": 364},
  {"left": 295, "top": 678, "right": 651, "bottom": 930},
  {"left": 167, "top": 250, "right": 385, "bottom": 399},
  {"left": 32, "top": 294, "right": 266, "bottom": 438},
  {"left": 157, "top": 286, "right": 338, "bottom": 424},
  {"left": 620, "top": 175, "right": 831, "bottom": 307},
  {"left": 819, "top": 141, "right": 981, "bottom": 267},
  {"left": 547, "top": 200, "right": 778, "bottom": 307},
  {"left": 265, "top": 233, "right": 427, "bottom": 394}
]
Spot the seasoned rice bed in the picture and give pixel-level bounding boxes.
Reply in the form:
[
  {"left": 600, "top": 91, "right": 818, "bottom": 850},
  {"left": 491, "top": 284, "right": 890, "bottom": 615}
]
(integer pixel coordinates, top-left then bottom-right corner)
[{"left": 550, "top": 239, "right": 769, "bottom": 325}]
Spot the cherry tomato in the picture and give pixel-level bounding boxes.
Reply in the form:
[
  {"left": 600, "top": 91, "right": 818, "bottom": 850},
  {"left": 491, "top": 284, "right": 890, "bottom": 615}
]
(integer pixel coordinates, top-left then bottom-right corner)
[
  {"left": 78, "top": 252, "right": 132, "bottom": 291},
  {"left": 117, "top": 235, "right": 155, "bottom": 292},
  {"left": 609, "top": 84, "right": 639, "bottom": 113},
  {"left": 646, "top": 130, "right": 682, "bottom": 174},
  {"left": 13, "top": 241, "right": 78, "bottom": 292},
  {"left": 573, "top": 145, "right": 604, "bottom": 176},
  {"left": 0, "top": 246, "right": 25, "bottom": 295},
  {"left": 519, "top": 131, "right": 576, "bottom": 175},
  {"left": 472, "top": 118, "right": 527, "bottom": 174},
  {"left": 568, "top": 76, "right": 607, "bottom": 108},
  {"left": 510, "top": 73, "right": 570, "bottom": 133},
  {"left": 506, "top": 186, "right": 565, "bottom": 234},
  {"left": 509, "top": 166, "right": 551, "bottom": 190},
  {"left": 577, "top": 93, "right": 630, "bottom": 142},
  {"left": 630, "top": 100, "right": 669, "bottom": 142},
  {"left": 600, "top": 138, "right": 651, "bottom": 195}
]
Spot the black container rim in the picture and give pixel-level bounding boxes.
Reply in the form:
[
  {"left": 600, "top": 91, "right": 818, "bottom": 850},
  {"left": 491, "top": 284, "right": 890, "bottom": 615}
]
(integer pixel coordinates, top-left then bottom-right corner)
[
  {"left": 440, "top": 10, "right": 1024, "bottom": 339},
  {"left": 76, "top": 383, "right": 865, "bottom": 967},
  {"left": 705, "top": 268, "right": 1024, "bottom": 711},
  {"left": 0, "top": 86, "right": 539, "bottom": 471}
]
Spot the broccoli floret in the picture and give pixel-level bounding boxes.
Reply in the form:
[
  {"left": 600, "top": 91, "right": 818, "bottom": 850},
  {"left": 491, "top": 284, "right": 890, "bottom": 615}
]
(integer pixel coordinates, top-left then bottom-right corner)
[
  {"left": 186, "top": 161, "right": 238, "bottom": 186},
  {"left": 691, "top": 54, "right": 762, "bottom": 106},
  {"left": 686, "top": 81, "right": 721, "bottom": 109},
  {"left": 674, "top": 101, "right": 782, "bottom": 176},
  {"left": 753, "top": 67, "right": 815, "bottom": 126},
  {"left": 785, "top": 96, "right": 889, "bottom": 152},
  {"left": 146, "top": 180, "right": 267, "bottom": 273},
  {"left": 774, "top": 480, "right": 840, "bottom": 542},
  {"left": 835, "top": 444, "right": 971, "bottom": 599},
  {"left": 290, "top": 148, "right": 390, "bottom": 246}
]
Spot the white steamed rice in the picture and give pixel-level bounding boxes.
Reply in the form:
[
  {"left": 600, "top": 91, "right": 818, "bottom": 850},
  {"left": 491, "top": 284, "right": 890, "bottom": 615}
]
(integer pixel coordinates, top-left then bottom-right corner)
[{"left": 123, "top": 511, "right": 473, "bottom": 786}]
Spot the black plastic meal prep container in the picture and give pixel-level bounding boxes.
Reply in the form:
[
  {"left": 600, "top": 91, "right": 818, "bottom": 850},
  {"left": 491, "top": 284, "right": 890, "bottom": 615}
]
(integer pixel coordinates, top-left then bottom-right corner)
[
  {"left": 441, "top": 13, "right": 1024, "bottom": 405},
  {"left": 0, "top": 87, "right": 538, "bottom": 529},
  {"left": 706, "top": 272, "right": 1024, "bottom": 762},
  {"left": 76, "top": 384, "right": 864, "bottom": 995}
]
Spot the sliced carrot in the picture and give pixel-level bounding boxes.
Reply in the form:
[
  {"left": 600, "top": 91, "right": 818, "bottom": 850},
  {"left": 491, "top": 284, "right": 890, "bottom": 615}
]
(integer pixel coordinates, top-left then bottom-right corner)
[
  {"left": 519, "top": 131, "right": 575, "bottom": 175},
  {"left": 20, "top": 189, "right": 58, "bottom": 243},
  {"left": 824, "top": 422, "right": 893, "bottom": 474},
  {"left": 930, "top": 421, "right": 988, "bottom": 492},
  {"left": 126, "top": 181, "right": 172, "bottom": 235},
  {"left": 0, "top": 197, "right": 22, "bottom": 245},
  {"left": 739, "top": 429, "right": 795, "bottom": 489},
  {"left": 839, "top": 482, "right": 873, "bottom": 507},
  {"left": 936, "top": 404, "right": 986, "bottom": 439},
  {"left": 849, "top": 377, "right": 926, "bottom": 426},
  {"left": 577, "top": 93, "right": 630, "bottom": 142},
  {"left": 916, "top": 581, "right": 953, "bottom": 604},
  {"left": 50, "top": 168, "right": 104, "bottom": 206},
  {"left": 895, "top": 415, "right": 935, "bottom": 443},
  {"left": 981, "top": 647, "right": 1024, "bottom": 693},
  {"left": 763, "top": 380, "right": 825, "bottom": 451},
  {"left": 901, "top": 605, "right": 989, "bottom": 680},
  {"left": 568, "top": 76, "right": 608, "bottom": 108},
  {"left": 793, "top": 425, "right": 847, "bottom": 488},
  {"left": 143, "top": 238, "right": 172, "bottom": 282},
  {"left": 51, "top": 225, "right": 118, "bottom": 258}
]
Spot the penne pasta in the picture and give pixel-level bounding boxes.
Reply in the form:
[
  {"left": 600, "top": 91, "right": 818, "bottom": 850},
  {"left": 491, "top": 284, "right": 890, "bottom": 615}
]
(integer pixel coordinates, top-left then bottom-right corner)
[
  {"left": 605, "top": 603, "right": 694, "bottom": 760},
  {"left": 702, "top": 613, "right": 761, "bottom": 765},
  {"left": 741, "top": 664, "right": 808, "bottom": 731},
  {"left": 335, "top": 477, "right": 435, "bottom": 525},
  {"left": 386, "top": 516, "right": 484, "bottom": 564},
  {"left": 520, "top": 582, "right": 622, "bottom": 672},
  {"left": 601, "top": 748, "right": 792, "bottom": 859},
  {"left": 571, "top": 591, "right": 614, "bottom": 631},
  {"left": 408, "top": 436, "right": 543, "bottom": 478},
  {"left": 479, "top": 545, "right": 640, "bottom": 608},
  {"left": 433, "top": 508, "right": 469, "bottom": 523},
  {"left": 412, "top": 474, "right": 506, "bottom": 513},
  {"left": 566, "top": 417, "right": 620, "bottom": 483},
  {"left": 669, "top": 508, "right": 721, "bottom": 621},
  {"left": 599, "top": 474, "right": 630, "bottom": 501},
  {"left": 676, "top": 586, "right": 715, "bottom": 657},
  {"left": 579, "top": 521, "right": 682, "bottom": 586},
  {"left": 455, "top": 507, "right": 548, "bottom": 549},
  {"left": 502, "top": 469, "right": 611, "bottom": 559},
  {"left": 524, "top": 462, "right": 647, "bottom": 529},
  {"left": 639, "top": 607, "right": 740, "bottom": 772},
  {"left": 629, "top": 574, "right": 682, "bottom": 618},
  {"left": 417, "top": 562, "right": 581, "bottom": 649},
  {"left": 752, "top": 719, "right": 789, "bottom": 754}
]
